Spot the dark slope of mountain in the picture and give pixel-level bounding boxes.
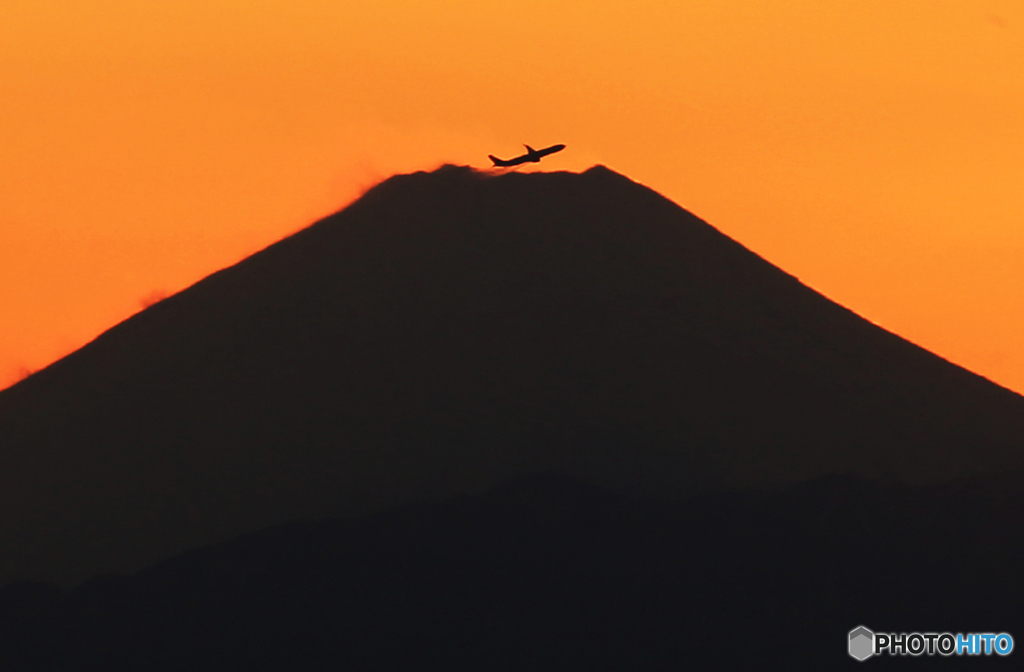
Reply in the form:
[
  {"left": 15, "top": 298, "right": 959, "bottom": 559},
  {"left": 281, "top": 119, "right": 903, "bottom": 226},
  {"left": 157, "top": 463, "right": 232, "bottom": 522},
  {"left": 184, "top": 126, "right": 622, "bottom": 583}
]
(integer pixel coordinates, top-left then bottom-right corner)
[
  {"left": 0, "top": 164, "right": 1023, "bottom": 586},
  {"left": 2, "top": 472, "right": 1023, "bottom": 671}
]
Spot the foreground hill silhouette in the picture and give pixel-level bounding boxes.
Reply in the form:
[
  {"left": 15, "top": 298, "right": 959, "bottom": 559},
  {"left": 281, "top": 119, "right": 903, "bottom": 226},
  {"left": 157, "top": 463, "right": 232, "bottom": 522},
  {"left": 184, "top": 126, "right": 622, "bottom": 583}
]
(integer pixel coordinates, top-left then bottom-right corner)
[
  {"left": 1, "top": 164, "right": 1023, "bottom": 587},
  {"left": 3, "top": 472, "right": 1024, "bottom": 670}
]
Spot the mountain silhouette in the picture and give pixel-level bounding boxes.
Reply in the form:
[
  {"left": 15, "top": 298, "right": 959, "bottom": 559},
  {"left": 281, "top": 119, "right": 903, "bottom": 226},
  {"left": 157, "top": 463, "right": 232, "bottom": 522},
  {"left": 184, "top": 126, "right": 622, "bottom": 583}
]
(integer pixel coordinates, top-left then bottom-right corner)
[{"left": 1, "top": 164, "right": 1023, "bottom": 586}]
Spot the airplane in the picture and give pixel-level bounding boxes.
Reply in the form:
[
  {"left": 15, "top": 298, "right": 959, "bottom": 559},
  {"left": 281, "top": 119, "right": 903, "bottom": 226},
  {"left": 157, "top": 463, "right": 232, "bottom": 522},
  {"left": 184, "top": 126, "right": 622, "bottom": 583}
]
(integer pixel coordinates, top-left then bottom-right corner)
[{"left": 488, "top": 144, "right": 566, "bottom": 167}]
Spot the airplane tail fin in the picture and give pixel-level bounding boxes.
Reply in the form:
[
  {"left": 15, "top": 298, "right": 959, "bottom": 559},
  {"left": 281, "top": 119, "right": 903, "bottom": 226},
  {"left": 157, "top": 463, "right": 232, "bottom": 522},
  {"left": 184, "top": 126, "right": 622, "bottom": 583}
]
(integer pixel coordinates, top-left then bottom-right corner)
[{"left": 489, "top": 155, "right": 510, "bottom": 167}]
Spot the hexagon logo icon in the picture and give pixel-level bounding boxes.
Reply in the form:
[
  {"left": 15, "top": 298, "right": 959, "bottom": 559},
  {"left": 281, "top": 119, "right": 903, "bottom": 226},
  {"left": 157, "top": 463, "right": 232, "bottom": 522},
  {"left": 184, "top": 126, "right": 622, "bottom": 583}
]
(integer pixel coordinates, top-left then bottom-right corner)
[{"left": 849, "top": 626, "right": 875, "bottom": 661}]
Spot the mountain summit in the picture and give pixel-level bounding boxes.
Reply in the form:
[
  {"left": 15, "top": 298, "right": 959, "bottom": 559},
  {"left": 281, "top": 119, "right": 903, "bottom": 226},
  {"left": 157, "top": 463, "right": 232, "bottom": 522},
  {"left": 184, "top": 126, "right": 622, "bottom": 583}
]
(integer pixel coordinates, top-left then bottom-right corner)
[{"left": 1, "top": 164, "right": 1022, "bottom": 585}]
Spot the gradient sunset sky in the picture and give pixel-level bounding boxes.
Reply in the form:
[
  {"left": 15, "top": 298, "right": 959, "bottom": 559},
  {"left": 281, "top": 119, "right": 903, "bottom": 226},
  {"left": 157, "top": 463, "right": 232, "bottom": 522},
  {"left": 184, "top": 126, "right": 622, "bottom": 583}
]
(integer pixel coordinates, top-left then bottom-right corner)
[{"left": 2, "top": 1, "right": 1022, "bottom": 393}]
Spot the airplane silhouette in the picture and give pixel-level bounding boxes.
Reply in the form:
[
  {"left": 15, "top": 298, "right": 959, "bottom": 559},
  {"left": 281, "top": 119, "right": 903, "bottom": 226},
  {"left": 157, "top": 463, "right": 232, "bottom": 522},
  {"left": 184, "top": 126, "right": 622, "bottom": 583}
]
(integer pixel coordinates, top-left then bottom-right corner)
[{"left": 489, "top": 144, "right": 566, "bottom": 167}]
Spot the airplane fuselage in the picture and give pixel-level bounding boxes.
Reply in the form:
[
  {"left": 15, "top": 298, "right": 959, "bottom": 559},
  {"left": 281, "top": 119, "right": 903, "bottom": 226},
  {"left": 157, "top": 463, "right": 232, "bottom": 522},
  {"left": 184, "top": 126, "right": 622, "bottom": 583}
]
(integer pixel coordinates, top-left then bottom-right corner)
[{"left": 489, "top": 144, "right": 565, "bottom": 167}]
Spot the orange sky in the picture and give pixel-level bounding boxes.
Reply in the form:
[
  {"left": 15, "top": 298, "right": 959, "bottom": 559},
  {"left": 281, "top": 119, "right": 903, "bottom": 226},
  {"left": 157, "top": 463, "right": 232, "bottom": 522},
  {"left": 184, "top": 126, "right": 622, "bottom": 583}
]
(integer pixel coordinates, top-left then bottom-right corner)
[{"left": 2, "top": 0, "right": 1022, "bottom": 393}]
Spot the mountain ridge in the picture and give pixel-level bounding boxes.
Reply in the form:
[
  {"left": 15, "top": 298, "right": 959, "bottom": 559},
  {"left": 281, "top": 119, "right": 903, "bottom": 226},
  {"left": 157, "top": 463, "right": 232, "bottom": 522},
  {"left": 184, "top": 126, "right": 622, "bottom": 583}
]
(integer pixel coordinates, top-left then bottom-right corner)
[{"left": 1, "top": 164, "right": 1022, "bottom": 586}]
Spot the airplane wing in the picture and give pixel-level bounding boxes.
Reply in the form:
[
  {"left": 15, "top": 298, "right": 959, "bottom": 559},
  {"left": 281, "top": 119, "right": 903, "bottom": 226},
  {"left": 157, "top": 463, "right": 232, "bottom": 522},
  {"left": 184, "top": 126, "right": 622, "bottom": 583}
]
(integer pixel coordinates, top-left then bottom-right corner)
[{"left": 489, "top": 154, "right": 528, "bottom": 167}]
